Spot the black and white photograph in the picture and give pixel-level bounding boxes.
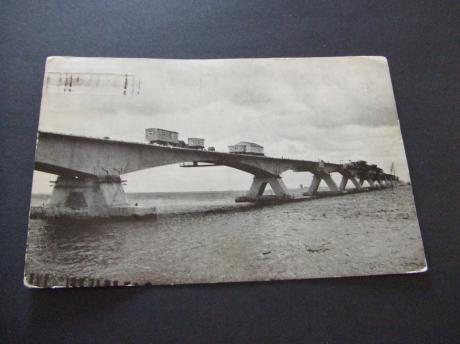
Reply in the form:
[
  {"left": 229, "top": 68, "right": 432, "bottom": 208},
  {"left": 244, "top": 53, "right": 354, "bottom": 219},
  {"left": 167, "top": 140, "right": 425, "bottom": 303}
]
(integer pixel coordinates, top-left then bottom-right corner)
[{"left": 25, "top": 56, "right": 426, "bottom": 288}]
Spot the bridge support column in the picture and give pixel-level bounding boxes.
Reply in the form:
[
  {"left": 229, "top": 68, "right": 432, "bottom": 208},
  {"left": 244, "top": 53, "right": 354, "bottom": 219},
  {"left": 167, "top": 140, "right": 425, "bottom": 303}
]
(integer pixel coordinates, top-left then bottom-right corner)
[
  {"left": 48, "top": 175, "right": 129, "bottom": 209},
  {"left": 338, "top": 176, "right": 362, "bottom": 191},
  {"left": 246, "top": 177, "right": 268, "bottom": 197},
  {"left": 30, "top": 175, "right": 156, "bottom": 219},
  {"left": 323, "top": 174, "right": 338, "bottom": 192},
  {"left": 374, "top": 179, "right": 383, "bottom": 189},
  {"left": 339, "top": 176, "right": 348, "bottom": 191},
  {"left": 307, "top": 173, "right": 339, "bottom": 195},
  {"left": 361, "top": 178, "right": 376, "bottom": 188},
  {"left": 247, "top": 176, "right": 289, "bottom": 198},
  {"left": 337, "top": 173, "right": 365, "bottom": 192},
  {"left": 308, "top": 174, "right": 322, "bottom": 194},
  {"left": 349, "top": 176, "right": 362, "bottom": 190},
  {"left": 236, "top": 176, "right": 291, "bottom": 203}
]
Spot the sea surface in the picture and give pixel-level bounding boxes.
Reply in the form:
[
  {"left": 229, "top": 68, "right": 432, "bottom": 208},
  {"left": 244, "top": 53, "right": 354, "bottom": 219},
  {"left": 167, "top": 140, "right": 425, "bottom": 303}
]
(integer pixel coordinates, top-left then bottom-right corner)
[{"left": 25, "top": 186, "right": 426, "bottom": 286}]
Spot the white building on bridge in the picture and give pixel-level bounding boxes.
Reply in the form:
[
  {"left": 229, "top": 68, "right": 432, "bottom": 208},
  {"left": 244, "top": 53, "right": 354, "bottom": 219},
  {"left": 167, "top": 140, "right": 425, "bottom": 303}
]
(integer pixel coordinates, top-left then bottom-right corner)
[{"left": 228, "top": 141, "right": 264, "bottom": 156}]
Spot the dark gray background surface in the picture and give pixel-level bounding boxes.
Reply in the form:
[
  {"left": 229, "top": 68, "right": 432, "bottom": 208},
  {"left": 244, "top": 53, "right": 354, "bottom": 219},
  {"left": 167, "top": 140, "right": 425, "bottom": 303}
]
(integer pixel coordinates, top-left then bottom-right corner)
[{"left": 1, "top": 1, "right": 459, "bottom": 343}]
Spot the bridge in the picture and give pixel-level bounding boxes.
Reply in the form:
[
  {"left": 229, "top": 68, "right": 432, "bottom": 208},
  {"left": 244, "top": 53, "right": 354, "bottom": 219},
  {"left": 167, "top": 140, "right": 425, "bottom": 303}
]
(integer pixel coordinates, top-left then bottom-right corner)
[{"left": 31, "top": 131, "right": 398, "bottom": 218}]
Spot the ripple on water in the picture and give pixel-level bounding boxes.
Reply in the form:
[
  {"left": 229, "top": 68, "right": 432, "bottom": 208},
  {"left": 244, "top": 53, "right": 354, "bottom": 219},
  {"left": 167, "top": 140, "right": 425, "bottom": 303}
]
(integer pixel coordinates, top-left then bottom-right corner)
[{"left": 25, "top": 186, "right": 426, "bottom": 284}]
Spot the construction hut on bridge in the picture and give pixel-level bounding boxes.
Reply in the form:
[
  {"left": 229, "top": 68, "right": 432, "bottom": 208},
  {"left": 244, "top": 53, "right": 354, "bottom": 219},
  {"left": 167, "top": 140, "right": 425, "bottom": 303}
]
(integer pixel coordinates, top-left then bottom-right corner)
[
  {"left": 187, "top": 138, "right": 205, "bottom": 149},
  {"left": 228, "top": 141, "right": 264, "bottom": 156}
]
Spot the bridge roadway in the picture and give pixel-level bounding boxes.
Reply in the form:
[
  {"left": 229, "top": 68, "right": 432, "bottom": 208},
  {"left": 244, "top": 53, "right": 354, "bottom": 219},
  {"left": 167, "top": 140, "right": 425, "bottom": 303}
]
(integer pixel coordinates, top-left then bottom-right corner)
[
  {"left": 32, "top": 131, "right": 398, "bottom": 218},
  {"left": 35, "top": 131, "right": 343, "bottom": 177}
]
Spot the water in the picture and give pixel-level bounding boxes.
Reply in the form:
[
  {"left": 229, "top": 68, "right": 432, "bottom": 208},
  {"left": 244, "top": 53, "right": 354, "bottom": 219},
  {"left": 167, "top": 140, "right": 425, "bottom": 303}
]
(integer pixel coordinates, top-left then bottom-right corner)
[{"left": 25, "top": 186, "right": 426, "bottom": 286}]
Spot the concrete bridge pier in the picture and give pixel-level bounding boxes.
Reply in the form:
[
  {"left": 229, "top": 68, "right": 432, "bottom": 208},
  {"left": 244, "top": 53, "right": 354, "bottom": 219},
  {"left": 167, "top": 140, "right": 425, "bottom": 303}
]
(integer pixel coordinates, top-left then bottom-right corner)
[
  {"left": 48, "top": 175, "right": 129, "bottom": 208},
  {"left": 306, "top": 172, "right": 339, "bottom": 195},
  {"left": 383, "top": 178, "right": 393, "bottom": 187},
  {"left": 30, "top": 175, "right": 156, "bottom": 219},
  {"left": 368, "top": 179, "right": 375, "bottom": 188},
  {"left": 235, "top": 176, "right": 291, "bottom": 203},
  {"left": 339, "top": 176, "right": 348, "bottom": 191},
  {"left": 386, "top": 178, "right": 394, "bottom": 187},
  {"left": 369, "top": 179, "right": 379, "bottom": 188},
  {"left": 360, "top": 178, "right": 377, "bottom": 188},
  {"left": 338, "top": 175, "right": 362, "bottom": 192},
  {"left": 376, "top": 179, "right": 388, "bottom": 189},
  {"left": 349, "top": 176, "right": 362, "bottom": 189}
]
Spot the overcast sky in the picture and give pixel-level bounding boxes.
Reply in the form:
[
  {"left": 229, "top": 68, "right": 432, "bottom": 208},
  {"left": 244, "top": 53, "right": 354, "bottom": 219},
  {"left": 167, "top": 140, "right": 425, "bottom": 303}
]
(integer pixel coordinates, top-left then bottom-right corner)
[{"left": 33, "top": 56, "right": 410, "bottom": 193}]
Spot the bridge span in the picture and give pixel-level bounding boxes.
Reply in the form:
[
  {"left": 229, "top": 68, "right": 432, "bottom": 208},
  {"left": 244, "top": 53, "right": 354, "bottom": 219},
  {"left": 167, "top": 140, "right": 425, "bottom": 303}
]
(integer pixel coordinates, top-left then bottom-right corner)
[{"left": 31, "top": 131, "right": 398, "bottom": 218}]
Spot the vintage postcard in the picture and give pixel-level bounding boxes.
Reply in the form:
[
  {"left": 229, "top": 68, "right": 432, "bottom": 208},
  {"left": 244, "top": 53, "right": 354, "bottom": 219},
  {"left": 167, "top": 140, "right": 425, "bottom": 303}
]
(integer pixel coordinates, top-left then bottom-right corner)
[{"left": 25, "top": 56, "right": 426, "bottom": 288}]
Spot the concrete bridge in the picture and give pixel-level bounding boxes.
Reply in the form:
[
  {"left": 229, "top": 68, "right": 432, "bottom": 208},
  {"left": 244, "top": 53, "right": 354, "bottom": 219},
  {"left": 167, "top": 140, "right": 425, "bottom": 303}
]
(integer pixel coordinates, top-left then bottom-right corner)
[{"left": 31, "top": 131, "right": 398, "bottom": 218}]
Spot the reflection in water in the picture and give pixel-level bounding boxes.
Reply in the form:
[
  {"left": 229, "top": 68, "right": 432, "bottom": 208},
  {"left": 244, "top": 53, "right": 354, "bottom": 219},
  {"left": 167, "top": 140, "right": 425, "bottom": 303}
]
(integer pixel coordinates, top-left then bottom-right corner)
[{"left": 25, "top": 186, "right": 425, "bottom": 286}]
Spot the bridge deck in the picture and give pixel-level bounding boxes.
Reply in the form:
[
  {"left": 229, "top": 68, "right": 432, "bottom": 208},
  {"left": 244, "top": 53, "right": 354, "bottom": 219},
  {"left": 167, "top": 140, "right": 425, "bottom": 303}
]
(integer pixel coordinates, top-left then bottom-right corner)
[{"left": 35, "top": 131, "right": 343, "bottom": 177}]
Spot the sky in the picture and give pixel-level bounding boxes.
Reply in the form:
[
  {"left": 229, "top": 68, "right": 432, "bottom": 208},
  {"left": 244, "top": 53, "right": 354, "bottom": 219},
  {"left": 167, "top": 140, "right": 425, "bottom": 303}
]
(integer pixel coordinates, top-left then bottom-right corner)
[{"left": 32, "top": 56, "right": 410, "bottom": 194}]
